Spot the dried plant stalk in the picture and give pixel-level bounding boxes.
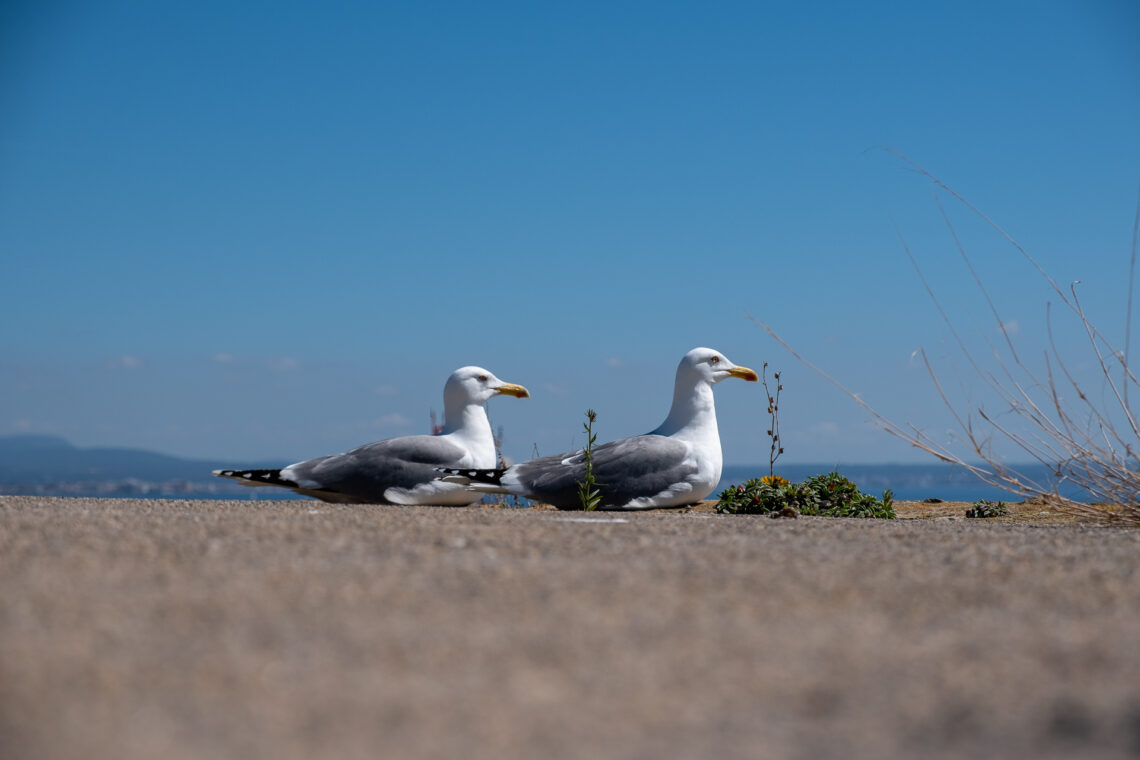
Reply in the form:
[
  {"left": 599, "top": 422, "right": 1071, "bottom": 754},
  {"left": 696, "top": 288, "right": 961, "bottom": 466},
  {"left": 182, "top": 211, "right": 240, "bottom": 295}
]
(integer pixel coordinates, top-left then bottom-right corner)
[{"left": 760, "top": 156, "right": 1140, "bottom": 524}]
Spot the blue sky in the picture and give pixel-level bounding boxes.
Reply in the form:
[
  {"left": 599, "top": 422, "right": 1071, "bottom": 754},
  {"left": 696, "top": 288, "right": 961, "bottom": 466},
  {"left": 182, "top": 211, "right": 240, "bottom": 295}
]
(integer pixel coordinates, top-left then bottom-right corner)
[{"left": 2, "top": 0, "right": 1139, "bottom": 467}]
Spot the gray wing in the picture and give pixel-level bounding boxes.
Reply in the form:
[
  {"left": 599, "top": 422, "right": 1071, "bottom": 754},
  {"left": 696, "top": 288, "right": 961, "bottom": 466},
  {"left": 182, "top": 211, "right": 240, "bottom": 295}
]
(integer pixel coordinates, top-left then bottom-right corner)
[
  {"left": 512, "top": 435, "right": 695, "bottom": 509},
  {"left": 284, "top": 435, "right": 470, "bottom": 503}
]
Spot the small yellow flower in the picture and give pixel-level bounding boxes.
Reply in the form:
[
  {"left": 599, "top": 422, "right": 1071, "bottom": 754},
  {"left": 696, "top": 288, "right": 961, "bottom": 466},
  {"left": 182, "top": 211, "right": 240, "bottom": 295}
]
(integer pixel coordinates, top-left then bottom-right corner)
[{"left": 761, "top": 475, "right": 789, "bottom": 487}]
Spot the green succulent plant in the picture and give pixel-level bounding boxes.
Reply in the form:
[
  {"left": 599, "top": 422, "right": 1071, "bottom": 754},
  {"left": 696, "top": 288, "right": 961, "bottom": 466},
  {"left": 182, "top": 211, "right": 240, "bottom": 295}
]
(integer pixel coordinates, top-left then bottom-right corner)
[{"left": 716, "top": 472, "right": 895, "bottom": 519}]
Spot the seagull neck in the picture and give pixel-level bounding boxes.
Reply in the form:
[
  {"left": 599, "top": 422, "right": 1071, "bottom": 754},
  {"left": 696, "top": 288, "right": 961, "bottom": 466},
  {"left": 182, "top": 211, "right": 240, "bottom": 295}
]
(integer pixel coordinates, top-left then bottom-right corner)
[
  {"left": 440, "top": 401, "right": 498, "bottom": 467},
  {"left": 441, "top": 402, "right": 492, "bottom": 440},
  {"left": 655, "top": 381, "right": 718, "bottom": 441}
]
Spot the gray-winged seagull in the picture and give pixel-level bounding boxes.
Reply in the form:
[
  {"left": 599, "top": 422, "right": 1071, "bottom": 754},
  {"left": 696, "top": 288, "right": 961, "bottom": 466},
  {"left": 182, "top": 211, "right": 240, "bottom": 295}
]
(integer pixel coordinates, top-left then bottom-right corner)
[
  {"left": 440, "top": 347, "right": 757, "bottom": 510},
  {"left": 213, "top": 366, "right": 529, "bottom": 504}
]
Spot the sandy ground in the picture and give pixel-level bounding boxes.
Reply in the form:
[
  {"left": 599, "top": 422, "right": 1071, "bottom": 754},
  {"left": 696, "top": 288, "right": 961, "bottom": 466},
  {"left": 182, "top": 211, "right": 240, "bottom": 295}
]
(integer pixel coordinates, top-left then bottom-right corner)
[{"left": 1, "top": 496, "right": 1138, "bottom": 760}]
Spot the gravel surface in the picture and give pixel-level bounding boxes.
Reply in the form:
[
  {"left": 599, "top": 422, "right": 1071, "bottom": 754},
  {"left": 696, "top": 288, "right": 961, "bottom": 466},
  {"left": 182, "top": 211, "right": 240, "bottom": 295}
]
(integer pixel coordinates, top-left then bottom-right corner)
[{"left": 2, "top": 496, "right": 1138, "bottom": 760}]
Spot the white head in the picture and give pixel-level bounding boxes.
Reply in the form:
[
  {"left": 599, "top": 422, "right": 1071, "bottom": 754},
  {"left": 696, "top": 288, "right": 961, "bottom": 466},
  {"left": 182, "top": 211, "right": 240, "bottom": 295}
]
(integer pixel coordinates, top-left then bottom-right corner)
[
  {"left": 443, "top": 366, "right": 530, "bottom": 408},
  {"left": 676, "top": 347, "right": 759, "bottom": 387}
]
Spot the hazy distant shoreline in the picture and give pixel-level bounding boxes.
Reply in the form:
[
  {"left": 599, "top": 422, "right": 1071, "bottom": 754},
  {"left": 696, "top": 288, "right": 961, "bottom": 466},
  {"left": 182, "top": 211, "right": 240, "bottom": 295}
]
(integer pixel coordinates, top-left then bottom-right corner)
[
  {"left": 1, "top": 432, "right": 1080, "bottom": 503},
  {"left": 0, "top": 463, "right": 1046, "bottom": 503}
]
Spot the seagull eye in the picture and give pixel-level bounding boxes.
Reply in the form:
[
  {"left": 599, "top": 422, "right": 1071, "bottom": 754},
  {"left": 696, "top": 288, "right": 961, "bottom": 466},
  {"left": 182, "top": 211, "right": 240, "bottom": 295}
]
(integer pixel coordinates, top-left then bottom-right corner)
[
  {"left": 477, "top": 375, "right": 489, "bottom": 382},
  {"left": 709, "top": 356, "right": 720, "bottom": 364}
]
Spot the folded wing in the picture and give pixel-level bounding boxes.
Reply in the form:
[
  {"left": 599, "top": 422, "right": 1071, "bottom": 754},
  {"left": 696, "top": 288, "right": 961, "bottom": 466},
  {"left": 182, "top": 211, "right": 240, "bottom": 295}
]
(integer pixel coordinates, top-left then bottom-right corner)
[
  {"left": 281, "top": 435, "right": 472, "bottom": 503},
  {"left": 509, "top": 435, "right": 696, "bottom": 509}
]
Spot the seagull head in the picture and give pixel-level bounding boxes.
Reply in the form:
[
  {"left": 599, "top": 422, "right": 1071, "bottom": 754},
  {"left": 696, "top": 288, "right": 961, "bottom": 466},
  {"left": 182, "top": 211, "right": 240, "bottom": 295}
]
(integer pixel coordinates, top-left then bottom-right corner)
[
  {"left": 678, "top": 347, "right": 759, "bottom": 387},
  {"left": 445, "top": 366, "right": 531, "bottom": 406}
]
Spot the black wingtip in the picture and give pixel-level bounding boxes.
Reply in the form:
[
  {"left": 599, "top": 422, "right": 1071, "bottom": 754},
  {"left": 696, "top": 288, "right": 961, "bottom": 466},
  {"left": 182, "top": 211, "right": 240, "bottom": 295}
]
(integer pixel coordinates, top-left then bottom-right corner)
[{"left": 213, "top": 468, "right": 299, "bottom": 487}]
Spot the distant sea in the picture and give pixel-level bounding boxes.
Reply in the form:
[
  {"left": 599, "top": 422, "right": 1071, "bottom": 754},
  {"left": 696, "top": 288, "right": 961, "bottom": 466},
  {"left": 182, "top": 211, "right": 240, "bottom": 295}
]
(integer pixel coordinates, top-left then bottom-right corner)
[
  {"left": 5, "top": 464, "right": 1083, "bottom": 504},
  {"left": 716, "top": 463, "right": 1088, "bottom": 503},
  {"left": 0, "top": 434, "right": 1086, "bottom": 504}
]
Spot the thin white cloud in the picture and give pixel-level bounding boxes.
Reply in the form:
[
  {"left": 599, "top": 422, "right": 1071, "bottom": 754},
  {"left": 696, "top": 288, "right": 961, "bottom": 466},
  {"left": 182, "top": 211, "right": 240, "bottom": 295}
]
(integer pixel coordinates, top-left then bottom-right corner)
[
  {"left": 605, "top": 357, "right": 622, "bottom": 367},
  {"left": 107, "top": 355, "right": 144, "bottom": 370},
  {"left": 213, "top": 352, "right": 235, "bottom": 364},
  {"left": 374, "top": 384, "right": 399, "bottom": 397},
  {"left": 809, "top": 421, "right": 840, "bottom": 437},
  {"left": 267, "top": 357, "right": 301, "bottom": 372},
  {"left": 375, "top": 413, "right": 410, "bottom": 428}
]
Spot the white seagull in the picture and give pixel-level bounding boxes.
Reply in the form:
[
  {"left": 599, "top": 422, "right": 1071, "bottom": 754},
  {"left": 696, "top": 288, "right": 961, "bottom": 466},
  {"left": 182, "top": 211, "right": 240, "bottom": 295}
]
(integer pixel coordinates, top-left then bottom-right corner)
[
  {"left": 441, "top": 347, "right": 758, "bottom": 510},
  {"left": 213, "top": 366, "right": 529, "bottom": 504}
]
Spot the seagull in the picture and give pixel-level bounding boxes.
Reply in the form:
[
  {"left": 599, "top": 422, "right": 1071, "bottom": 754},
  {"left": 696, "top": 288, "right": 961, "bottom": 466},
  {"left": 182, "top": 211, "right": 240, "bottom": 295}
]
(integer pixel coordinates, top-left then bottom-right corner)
[
  {"left": 440, "top": 347, "right": 758, "bottom": 510},
  {"left": 213, "top": 366, "right": 529, "bottom": 504}
]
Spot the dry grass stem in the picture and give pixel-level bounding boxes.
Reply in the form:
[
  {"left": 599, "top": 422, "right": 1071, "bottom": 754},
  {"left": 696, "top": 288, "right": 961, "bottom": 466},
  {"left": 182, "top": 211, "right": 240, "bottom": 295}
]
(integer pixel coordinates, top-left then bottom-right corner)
[{"left": 760, "top": 156, "right": 1140, "bottom": 525}]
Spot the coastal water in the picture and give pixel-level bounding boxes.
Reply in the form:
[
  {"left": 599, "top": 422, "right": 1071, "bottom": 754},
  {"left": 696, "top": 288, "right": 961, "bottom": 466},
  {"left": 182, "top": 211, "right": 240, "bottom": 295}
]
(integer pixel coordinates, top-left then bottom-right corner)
[
  {"left": 716, "top": 463, "right": 1088, "bottom": 503},
  {"left": 6, "top": 462, "right": 1087, "bottom": 504}
]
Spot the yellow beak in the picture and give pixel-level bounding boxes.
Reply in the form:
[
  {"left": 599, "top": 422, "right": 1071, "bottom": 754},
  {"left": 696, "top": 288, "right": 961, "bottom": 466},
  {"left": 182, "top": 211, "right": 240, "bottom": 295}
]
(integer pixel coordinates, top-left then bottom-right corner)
[
  {"left": 729, "top": 365, "right": 760, "bottom": 382},
  {"left": 494, "top": 382, "right": 531, "bottom": 398}
]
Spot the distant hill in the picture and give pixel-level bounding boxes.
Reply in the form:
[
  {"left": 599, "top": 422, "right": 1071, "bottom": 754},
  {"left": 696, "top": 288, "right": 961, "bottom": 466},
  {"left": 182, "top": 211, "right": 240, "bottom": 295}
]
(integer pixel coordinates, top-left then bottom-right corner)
[
  {"left": 0, "top": 434, "right": 295, "bottom": 498},
  {"left": 0, "top": 434, "right": 76, "bottom": 454},
  {"left": 0, "top": 434, "right": 230, "bottom": 482}
]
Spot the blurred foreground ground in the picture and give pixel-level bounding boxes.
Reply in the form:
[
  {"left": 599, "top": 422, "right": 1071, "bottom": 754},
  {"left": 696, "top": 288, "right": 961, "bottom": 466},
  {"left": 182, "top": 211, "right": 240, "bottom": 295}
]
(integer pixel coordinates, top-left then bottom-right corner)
[{"left": 1, "top": 496, "right": 1138, "bottom": 760}]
